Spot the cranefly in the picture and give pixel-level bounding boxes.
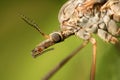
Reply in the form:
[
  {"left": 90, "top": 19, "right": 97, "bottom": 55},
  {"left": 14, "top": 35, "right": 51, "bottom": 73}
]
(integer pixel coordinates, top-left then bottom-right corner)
[{"left": 20, "top": 0, "right": 120, "bottom": 80}]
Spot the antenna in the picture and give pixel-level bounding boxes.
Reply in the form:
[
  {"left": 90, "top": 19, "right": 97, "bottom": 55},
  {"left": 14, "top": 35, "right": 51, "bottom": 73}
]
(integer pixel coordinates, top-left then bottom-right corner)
[{"left": 19, "top": 13, "right": 49, "bottom": 39}]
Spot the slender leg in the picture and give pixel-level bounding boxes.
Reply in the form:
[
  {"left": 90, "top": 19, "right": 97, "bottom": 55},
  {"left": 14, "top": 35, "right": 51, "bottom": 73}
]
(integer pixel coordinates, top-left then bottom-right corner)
[
  {"left": 42, "top": 40, "right": 89, "bottom": 80},
  {"left": 90, "top": 38, "right": 97, "bottom": 80}
]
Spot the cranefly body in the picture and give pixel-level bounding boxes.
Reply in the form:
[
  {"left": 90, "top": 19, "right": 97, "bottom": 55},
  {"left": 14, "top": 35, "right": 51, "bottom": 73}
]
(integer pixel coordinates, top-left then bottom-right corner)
[{"left": 32, "top": 0, "right": 120, "bottom": 56}]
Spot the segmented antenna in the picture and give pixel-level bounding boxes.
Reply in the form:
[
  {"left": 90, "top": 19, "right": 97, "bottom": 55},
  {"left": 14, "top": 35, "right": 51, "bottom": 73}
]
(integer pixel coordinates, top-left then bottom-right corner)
[{"left": 19, "top": 13, "right": 49, "bottom": 39}]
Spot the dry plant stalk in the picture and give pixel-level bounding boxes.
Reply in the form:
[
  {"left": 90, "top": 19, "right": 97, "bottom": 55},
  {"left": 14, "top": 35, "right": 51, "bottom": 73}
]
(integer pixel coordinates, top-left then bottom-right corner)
[{"left": 20, "top": 0, "right": 120, "bottom": 80}]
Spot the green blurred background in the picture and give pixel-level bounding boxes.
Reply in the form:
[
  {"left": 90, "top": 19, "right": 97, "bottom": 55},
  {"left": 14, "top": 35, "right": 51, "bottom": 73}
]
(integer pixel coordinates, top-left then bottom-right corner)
[{"left": 0, "top": 0, "right": 120, "bottom": 80}]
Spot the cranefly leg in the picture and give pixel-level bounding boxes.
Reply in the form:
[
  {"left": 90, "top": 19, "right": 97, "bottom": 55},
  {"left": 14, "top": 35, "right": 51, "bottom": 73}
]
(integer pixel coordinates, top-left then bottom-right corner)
[
  {"left": 42, "top": 40, "right": 89, "bottom": 80},
  {"left": 90, "top": 38, "right": 97, "bottom": 80}
]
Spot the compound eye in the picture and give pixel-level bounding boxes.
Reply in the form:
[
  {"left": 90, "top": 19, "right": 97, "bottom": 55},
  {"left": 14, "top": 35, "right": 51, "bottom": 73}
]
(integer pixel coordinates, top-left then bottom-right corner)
[{"left": 50, "top": 32, "right": 63, "bottom": 43}]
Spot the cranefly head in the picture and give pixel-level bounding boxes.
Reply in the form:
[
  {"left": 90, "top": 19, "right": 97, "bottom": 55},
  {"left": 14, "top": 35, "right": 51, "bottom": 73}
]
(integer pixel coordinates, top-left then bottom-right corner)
[
  {"left": 19, "top": 13, "right": 74, "bottom": 58},
  {"left": 31, "top": 32, "right": 64, "bottom": 58}
]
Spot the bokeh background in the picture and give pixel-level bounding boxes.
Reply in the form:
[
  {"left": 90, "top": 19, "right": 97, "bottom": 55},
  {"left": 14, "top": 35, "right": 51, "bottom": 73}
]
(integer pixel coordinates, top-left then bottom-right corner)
[{"left": 0, "top": 0, "right": 120, "bottom": 80}]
